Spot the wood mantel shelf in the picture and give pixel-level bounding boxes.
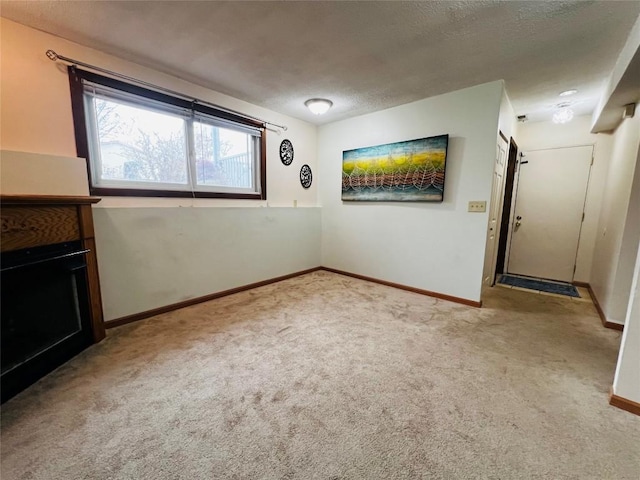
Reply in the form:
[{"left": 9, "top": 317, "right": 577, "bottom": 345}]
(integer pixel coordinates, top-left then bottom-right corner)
[
  {"left": 1, "top": 194, "right": 102, "bottom": 205},
  {"left": 1, "top": 194, "right": 106, "bottom": 343}
]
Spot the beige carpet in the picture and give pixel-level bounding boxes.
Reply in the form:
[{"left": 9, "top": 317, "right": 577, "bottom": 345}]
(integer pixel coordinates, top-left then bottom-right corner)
[{"left": 1, "top": 271, "right": 638, "bottom": 479}]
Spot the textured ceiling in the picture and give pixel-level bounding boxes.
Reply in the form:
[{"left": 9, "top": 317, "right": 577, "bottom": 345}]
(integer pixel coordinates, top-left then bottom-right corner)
[{"left": 2, "top": 1, "right": 640, "bottom": 125}]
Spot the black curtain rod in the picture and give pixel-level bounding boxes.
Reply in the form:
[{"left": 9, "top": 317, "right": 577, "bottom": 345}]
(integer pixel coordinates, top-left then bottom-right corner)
[{"left": 45, "top": 49, "right": 288, "bottom": 132}]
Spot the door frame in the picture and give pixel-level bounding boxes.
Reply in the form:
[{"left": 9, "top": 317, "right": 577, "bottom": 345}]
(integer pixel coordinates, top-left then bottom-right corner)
[
  {"left": 495, "top": 137, "right": 519, "bottom": 279},
  {"left": 483, "top": 131, "right": 510, "bottom": 286},
  {"left": 504, "top": 145, "right": 594, "bottom": 281}
]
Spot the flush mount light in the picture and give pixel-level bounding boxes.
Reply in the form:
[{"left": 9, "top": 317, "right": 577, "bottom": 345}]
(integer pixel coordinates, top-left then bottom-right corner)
[
  {"left": 552, "top": 106, "right": 574, "bottom": 124},
  {"left": 559, "top": 89, "right": 578, "bottom": 97},
  {"left": 305, "top": 98, "right": 333, "bottom": 115}
]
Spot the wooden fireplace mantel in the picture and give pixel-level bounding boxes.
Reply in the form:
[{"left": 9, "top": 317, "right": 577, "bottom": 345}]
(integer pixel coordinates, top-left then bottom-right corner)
[
  {"left": 0, "top": 195, "right": 102, "bottom": 205},
  {"left": 1, "top": 194, "right": 106, "bottom": 343}
]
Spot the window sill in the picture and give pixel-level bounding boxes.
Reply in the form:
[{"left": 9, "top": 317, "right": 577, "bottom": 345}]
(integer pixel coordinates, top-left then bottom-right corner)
[{"left": 90, "top": 187, "right": 265, "bottom": 200}]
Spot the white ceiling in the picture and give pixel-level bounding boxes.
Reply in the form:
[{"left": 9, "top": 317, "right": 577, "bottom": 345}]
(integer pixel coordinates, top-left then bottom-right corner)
[{"left": 2, "top": 1, "right": 640, "bottom": 125}]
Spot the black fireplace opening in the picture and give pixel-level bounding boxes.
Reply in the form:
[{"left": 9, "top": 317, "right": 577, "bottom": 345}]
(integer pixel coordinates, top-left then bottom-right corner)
[{"left": 1, "top": 241, "right": 93, "bottom": 403}]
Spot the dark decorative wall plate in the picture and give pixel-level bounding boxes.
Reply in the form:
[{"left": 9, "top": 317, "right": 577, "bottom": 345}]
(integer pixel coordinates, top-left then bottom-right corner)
[
  {"left": 300, "top": 164, "right": 312, "bottom": 189},
  {"left": 279, "top": 139, "right": 294, "bottom": 165}
]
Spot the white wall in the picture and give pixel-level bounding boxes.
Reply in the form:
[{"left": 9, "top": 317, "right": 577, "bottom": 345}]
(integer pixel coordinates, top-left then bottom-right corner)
[
  {"left": 613, "top": 240, "right": 640, "bottom": 403},
  {"left": 498, "top": 89, "right": 517, "bottom": 141},
  {"left": 1, "top": 19, "right": 321, "bottom": 320},
  {"left": 590, "top": 112, "right": 640, "bottom": 325},
  {"left": 612, "top": 145, "right": 640, "bottom": 319},
  {"left": 514, "top": 115, "right": 613, "bottom": 282},
  {"left": 93, "top": 207, "right": 321, "bottom": 320},
  {"left": 318, "top": 81, "right": 503, "bottom": 303},
  {"left": 1, "top": 150, "right": 89, "bottom": 196}
]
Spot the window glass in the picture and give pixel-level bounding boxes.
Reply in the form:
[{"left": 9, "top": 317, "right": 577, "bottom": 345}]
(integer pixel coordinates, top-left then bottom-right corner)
[
  {"left": 94, "top": 97, "right": 188, "bottom": 185},
  {"left": 193, "top": 122, "right": 253, "bottom": 188}
]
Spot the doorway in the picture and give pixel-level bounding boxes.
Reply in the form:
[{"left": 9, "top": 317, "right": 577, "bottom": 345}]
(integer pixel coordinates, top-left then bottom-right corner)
[
  {"left": 506, "top": 145, "right": 593, "bottom": 282},
  {"left": 495, "top": 138, "right": 518, "bottom": 278},
  {"left": 482, "top": 132, "right": 509, "bottom": 285}
]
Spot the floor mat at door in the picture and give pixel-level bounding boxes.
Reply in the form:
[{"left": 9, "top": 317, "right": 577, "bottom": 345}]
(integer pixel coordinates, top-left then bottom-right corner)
[{"left": 498, "top": 274, "right": 580, "bottom": 298}]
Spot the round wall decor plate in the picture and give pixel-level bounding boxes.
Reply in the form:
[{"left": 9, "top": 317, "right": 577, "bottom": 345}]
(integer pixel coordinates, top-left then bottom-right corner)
[
  {"left": 279, "top": 139, "right": 294, "bottom": 165},
  {"left": 300, "top": 164, "right": 312, "bottom": 189}
]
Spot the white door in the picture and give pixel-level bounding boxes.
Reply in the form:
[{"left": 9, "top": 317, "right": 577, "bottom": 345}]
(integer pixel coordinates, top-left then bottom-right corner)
[
  {"left": 482, "top": 135, "right": 509, "bottom": 285},
  {"left": 507, "top": 145, "right": 593, "bottom": 282}
]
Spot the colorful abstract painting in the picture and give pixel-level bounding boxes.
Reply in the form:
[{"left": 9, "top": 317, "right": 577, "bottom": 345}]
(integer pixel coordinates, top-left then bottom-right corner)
[{"left": 342, "top": 134, "right": 449, "bottom": 202}]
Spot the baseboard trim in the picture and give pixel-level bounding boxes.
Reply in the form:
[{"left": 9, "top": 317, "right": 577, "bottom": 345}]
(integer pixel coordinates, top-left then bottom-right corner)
[
  {"left": 106, "top": 265, "right": 482, "bottom": 329},
  {"left": 105, "top": 267, "right": 323, "bottom": 329},
  {"left": 610, "top": 390, "right": 640, "bottom": 416},
  {"left": 319, "top": 267, "right": 482, "bottom": 307},
  {"left": 578, "top": 283, "right": 624, "bottom": 331}
]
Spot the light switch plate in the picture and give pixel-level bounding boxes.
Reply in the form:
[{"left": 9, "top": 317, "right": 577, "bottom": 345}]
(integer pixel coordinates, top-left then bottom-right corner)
[{"left": 468, "top": 201, "right": 487, "bottom": 212}]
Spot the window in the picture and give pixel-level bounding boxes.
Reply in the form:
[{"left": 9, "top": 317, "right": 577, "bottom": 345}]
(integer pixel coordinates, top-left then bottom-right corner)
[{"left": 68, "top": 68, "right": 266, "bottom": 199}]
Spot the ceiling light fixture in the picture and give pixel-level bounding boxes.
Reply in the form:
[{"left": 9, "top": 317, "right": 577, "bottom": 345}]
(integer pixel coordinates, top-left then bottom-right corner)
[
  {"left": 559, "top": 89, "right": 578, "bottom": 97},
  {"left": 552, "top": 105, "right": 574, "bottom": 124},
  {"left": 305, "top": 98, "right": 333, "bottom": 115}
]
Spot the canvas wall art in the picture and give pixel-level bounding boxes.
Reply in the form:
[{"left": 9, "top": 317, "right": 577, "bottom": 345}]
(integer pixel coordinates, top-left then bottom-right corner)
[{"left": 342, "top": 134, "right": 449, "bottom": 202}]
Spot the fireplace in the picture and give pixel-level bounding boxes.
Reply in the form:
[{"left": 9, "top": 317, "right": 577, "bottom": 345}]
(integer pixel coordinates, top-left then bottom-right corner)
[
  {"left": 1, "top": 241, "right": 94, "bottom": 402},
  {"left": 1, "top": 196, "right": 106, "bottom": 403}
]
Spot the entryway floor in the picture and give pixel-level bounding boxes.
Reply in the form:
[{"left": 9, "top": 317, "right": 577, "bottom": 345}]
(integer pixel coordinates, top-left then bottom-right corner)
[{"left": 496, "top": 274, "right": 591, "bottom": 302}]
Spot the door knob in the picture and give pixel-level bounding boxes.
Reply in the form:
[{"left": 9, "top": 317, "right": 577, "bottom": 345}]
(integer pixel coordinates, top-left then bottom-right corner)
[{"left": 515, "top": 216, "right": 522, "bottom": 228}]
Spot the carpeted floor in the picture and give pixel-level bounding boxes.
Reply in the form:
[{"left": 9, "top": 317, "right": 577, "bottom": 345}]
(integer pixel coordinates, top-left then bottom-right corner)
[{"left": 1, "top": 271, "right": 638, "bottom": 479}]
